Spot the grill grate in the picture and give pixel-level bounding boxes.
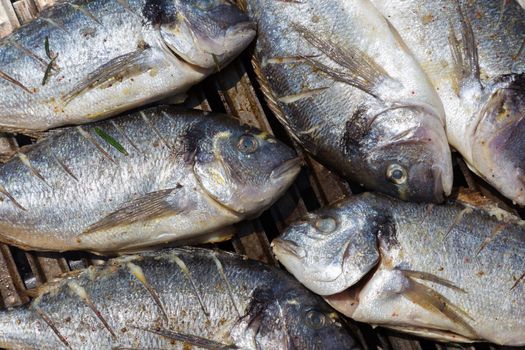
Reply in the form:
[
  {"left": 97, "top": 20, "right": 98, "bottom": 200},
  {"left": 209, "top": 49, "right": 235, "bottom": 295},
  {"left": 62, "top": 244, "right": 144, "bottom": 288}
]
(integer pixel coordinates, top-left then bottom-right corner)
[{"left": 0, "top": 1, "right": 523, "bottom": 349}]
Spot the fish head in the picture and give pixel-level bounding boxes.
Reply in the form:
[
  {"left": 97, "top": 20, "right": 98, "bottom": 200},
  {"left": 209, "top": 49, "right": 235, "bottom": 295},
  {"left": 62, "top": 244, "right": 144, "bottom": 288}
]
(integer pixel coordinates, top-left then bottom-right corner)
[
  {"left": 362, "top": 106, "right": 452, "bottom": 203},
  {"left": 471, "top": 74, "right": 525, "bottom": 205},
  {"left": 272, "top": 196, "right": 380, "bottom": 295},
  {"left": 160, "top": 0, "right": 256, "bottom": 69},
  {"left": 193, "top": 123, "right": 301, "bottom": 215},
  {"left": 233, "top": 288, "right": 360, "bottom": 349}
]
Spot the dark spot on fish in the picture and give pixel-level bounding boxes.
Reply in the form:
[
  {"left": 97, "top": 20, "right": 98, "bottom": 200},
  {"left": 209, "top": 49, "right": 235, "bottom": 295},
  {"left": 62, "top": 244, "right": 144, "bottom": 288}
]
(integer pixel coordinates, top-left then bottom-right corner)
[
  {"left": 142, "top": 0, "right": 164, "bottom": 25},
  {"left": 464, "top": 257, "right": 471, "bottom": 263},
  {"left": 438, "top": 267, "right": 444, "bottom": 271},
  {"left": 476, "top": 271, "right": 485, "bottom": 277},
  {"left": 121, "top": 327, "right": 128, "bottom": 333},
  {"left": 376, "top": 215, "right": 399, "bottom": 249},
  {"left": 64, "top": 317, "right": 71, "bottom": 323},
  {"left": 342, "top": 106, "right": 370, "bottom": 156}
]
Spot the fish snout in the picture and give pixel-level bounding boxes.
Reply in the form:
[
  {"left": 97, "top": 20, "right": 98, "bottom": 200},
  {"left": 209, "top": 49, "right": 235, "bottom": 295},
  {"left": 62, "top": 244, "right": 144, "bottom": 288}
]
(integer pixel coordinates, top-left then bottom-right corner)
[{"left": 272, "top": 238, "right": 306, "bottom": 259}]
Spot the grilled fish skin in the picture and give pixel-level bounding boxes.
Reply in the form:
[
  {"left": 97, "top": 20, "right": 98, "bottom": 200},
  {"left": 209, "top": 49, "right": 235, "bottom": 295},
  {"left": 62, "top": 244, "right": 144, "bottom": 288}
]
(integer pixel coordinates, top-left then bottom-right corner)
[
  {"left": 273, "top": 193, "right": 525, "bottom": 345},
  {"left": 0, "top": 106, "right": 300, "bottom": 254},
  {"left": 0, "top": 0, "right": 255, "bottom": 132},
  {"left": 0, "top": 247, "right": 361, "bottom": 349},
  {"left": 243, "top": 0, "right": 453, "bottom": 203},
  {"left": 370, "top": 0, "right": 525, "bottom": 205}
]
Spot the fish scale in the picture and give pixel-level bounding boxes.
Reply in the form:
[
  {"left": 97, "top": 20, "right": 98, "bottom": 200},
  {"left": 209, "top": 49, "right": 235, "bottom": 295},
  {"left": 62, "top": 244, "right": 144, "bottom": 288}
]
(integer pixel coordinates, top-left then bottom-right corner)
[{"left": 0, "top": 247, "right": 360, "bottom": 350}]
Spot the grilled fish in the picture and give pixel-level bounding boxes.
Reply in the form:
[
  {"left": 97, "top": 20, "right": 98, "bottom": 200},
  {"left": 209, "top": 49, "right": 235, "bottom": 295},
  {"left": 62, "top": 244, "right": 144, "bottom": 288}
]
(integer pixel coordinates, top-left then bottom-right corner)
[
  {"left": 242, "top": 0, "right": 453, "bottom": 203},
  {"left": 0, "top": 0, "right": 255, "bottom": 132},
  {"left": 0, "top": 247, "right": 361, "bottom": 349},
  {"left": 273, "top": 193, "right": 525, "bottom": 345},
  {"left": 0, "top": 106, "right": 300, "bottom": 253},
  {"left": 370, "top": 0, "right": 525, "bottom": 205}
]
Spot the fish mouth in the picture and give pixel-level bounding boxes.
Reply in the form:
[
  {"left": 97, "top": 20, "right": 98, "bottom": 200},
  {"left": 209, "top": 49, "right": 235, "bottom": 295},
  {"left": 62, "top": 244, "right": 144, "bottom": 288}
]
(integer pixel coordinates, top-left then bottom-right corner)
[
  {"left": 271, "top": 238, "right": 306, "bottom": 259},
  {"left": 270, "top": 157, "right": 303, "bottom": 180}
]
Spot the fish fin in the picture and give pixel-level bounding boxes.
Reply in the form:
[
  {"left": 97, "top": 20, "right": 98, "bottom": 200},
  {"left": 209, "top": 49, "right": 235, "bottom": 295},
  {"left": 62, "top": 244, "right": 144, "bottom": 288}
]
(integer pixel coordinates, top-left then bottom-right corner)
[
  {"left": 62, "top": 45, "right": 152, "bottom": 104},
  {"left": 448, "top": 0, "right": 481, "bottom": 93},
  {"left": 399, "top": 269, "right": 466, "bottom": 293},
  {"left": 402, "top": 276, "right": 477, "bottom": 337},
  {"left": 292, "top": 22, "right": 392, "bottom": 97},
  {"left": 80, "top": 188, "right": 182, "bottom": 236},
  {"left": 138, "top": 327, "right": 237, "bottom": 349}
]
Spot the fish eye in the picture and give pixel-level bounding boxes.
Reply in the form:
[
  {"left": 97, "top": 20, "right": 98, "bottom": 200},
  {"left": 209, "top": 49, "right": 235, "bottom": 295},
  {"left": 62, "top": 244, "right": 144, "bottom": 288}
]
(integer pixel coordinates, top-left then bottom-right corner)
[
  {"left": 304, "top": 309, "right": 328, "bottom": 329},
  {"left": 237, "top": 134, "right": 259, "bottom": 154},
  {"left": 314, "top": 215, "right": 337, "bottom": 233},
  {"left": 386, "top": 164, "right": 407, "bottom": 185}
]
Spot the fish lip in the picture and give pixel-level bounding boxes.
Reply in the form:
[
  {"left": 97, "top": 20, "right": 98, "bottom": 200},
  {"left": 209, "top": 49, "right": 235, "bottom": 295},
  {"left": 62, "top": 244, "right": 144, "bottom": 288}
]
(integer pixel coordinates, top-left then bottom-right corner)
[
  {"left": 227, "top": 20, "right": 257, "bottom": 36},
  {"left": 270, "top": 157, "right": 303, "bottom": 180},
  {"left": 272, "top": 238, "right": 306, "bottom": 259}
]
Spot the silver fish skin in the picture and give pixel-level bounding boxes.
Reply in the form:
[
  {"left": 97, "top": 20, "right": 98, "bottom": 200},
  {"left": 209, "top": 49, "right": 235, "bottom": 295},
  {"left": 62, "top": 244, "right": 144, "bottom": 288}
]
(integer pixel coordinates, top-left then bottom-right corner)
[
  {"left": 273, "top": 193, "right": 525, "bottom": 345},
  {"left": 0, "top": 247, "right": 361, "bottom": 350},
  {"left": 243, "top": 0, "right": 453, "bottom": 203},
  {"left": 0, "top": 106, "right": 301, "bottom": 254},
  {"left": 370, "top": 0, "right": 525, "bottom": 205},
  {"left": 0, "top": 0, "right": 255, "bottom": 132}
]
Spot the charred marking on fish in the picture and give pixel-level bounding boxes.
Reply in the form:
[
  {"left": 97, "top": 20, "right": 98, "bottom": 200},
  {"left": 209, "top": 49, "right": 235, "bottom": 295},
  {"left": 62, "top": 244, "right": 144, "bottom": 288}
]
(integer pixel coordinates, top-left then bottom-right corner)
[
  {"left": 277, "top": 87, "right": 329, "bottom": 104},
  {"left": 211, "top": 253, "right": 242, "bottom": 317},
  {"left": 137, "top": 326, "right": 235, "bottom": 349},
  {"left": 170, "top": 253, "right": 210, "bottom": 317},
  {"left": 33, "top": 306, "right": 72, "bottom": 349},
  {"left": 419, "top": 204, "right": 435, "bottom": 226},
  {"left": 52, "top": 155, "right": 79, "bottom": 182},
  {"left": 68, "top": 281, "right": 117, "bottom": 339},
  {"left": 140, "top": 112, "right": 172, "bottom": 149},
  {"left": 10, "top": 40, "right": 49, "bottom": 70},
  {"left": 0, "top": 70, "right": 33, "bottom": 94},
  {"left": 76, "top": 126, "right": 116, "bottom": 164},
  {"left": 476, "top": 223, "right": 508, "bottom": 255},
  {"left": 40, "top": 17, "right": 68, "bottom": 33},
  {"left": 18, "top": 153, "right": 51, "bottom": 188},
  {"left": 0, "top": 183, "right": 26, "bottom": 211},
  {"left": 68, "top": 4, "right": 102, "bottom": 25},
  {"left": 293, "top": 23, "right": 391, "bottom": 97},
  {"left": 443, "top": 207, "right": 473, "bottom": 240},
  {"left": 399, "top": 269, "right": 466, "bottom": 293},
  {"left": 110, "top": 120, "right": 142, "bottom": 153},
  {"left": 127, "top": 262, "right": 169, "bottom": 324},
  {"left": 510, "top": 271, "right": 525, "bottom": 291}
]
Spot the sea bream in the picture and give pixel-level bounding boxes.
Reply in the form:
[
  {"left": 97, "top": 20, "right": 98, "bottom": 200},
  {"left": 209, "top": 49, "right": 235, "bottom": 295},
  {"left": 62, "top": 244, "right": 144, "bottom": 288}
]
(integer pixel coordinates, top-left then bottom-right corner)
[
  {"left": 0, "top": 106, "right": 301, "bottom": 254},
  {"left": 0, "top": 247, "right": 361, "bottom": 349},
  {"left": 242, "top": 0, "right": 453, "bottom": 203},
  {"left": 370, "top": 0, "right": 525, "bottom": 205},
  {"left": 0, "top": 0, "right": 255, "bottom": 132},
  {"left": 273, "top": 193, "right": 525, "bottom": 345}
]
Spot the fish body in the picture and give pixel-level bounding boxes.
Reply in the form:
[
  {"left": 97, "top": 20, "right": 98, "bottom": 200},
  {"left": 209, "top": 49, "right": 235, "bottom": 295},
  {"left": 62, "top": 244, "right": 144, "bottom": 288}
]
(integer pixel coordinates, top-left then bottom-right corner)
[
  {"left": 244, "top": 0, "right": 453, "bottom": 203},
  {"left": 0, "top": 247, "right": 361, "bottom": 349},
  {"left": 370, "top": 0, "right": 525, "bottom": 204},
  {"left": 273, "top": 193, "right": 525, "bottom": 345},
  {"left": 0, "top": 106, "right": 300, "bottom": 253},
  {"left": 0, "top": 0, "right": 255, "bottom": 132}
]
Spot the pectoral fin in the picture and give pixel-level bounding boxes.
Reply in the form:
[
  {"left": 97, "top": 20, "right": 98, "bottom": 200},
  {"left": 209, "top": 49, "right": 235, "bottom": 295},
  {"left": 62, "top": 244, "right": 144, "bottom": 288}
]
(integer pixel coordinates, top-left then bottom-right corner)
[
  {"left": 138, "top": 326, "right": 237, "bottom": 349},
  {"left": 402, "top": 276, "right": 477, "bottom": 338},
  {"left": 62, "top": 45, "right": 152, "bottom": 104},
  {"left": 81, "top": 189, "right": 181, "bottom": 236},
  {"left": 292, "top": 22, "right": 393, "bottom": 98}
]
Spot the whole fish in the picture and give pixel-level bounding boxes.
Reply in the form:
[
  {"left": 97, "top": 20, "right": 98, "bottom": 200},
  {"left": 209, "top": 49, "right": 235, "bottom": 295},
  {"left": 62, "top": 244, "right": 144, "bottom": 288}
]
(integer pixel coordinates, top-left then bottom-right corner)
[
  {"left": 0, "top": 247, "right": 361, "bottom": 349},
  {"left": 0, "top": 0, "right": 255, "bottom": 132},
  {"left": 242, "top": 0, "right": 453, "bottom": 203},
  {"left": 273, "top": 193, "right": 525, "bottom": 345},
  {"left": 370, "top": 0, "right": 525, "bottom": 205},
  {"left": 0, "top": 106, "right": 301, "bottom": 253}
]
